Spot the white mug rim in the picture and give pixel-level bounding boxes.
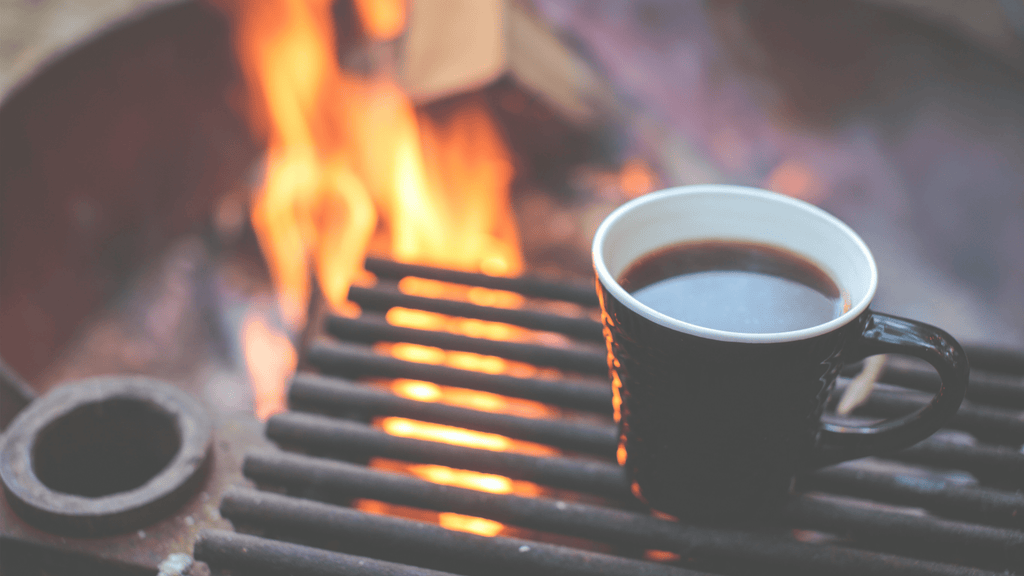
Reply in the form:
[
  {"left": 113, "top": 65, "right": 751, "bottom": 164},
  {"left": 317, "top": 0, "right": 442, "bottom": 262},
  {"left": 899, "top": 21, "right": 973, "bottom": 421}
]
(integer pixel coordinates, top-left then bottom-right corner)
[{"left": 592, "top": 185, "right": 879, "bottom": 343}]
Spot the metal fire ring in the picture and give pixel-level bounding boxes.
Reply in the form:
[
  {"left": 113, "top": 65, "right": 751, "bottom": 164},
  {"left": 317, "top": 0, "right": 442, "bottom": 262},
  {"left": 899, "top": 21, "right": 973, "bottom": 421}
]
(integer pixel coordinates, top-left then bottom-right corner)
[{"left": 0, "top": 376, "right": 212, "bottom": 536}]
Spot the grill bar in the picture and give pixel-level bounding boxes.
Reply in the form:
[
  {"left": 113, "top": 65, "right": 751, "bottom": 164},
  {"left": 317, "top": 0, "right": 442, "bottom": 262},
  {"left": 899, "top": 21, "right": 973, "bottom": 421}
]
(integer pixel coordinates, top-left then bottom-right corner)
[
  {"left": 802, "top": 466, "right": 1024, "bottom": 529},
  {"left": 784, "top": 496, "right": 1024, "bottom": 569},
  {"left": 859, "top": 389, "right": 1024, "bottom": 445},
  {"left": 897, "top": 439, "right": 1024, "bottom": 484},
  {"left": 194, "top": 529, "right": 458, "bottom": 576},
  {"left": 288, "top": 374, "right": 618, "bottom": 456},
  {"left": 305, "top": 342, "right": 613, "bottom": 414},
  {"left": 324, "top": 315, "right": 609, "bottom": 375},
  {"left": 885, "top": 367, "right": 1024, "bottom": 409},
  {"left": 960, "top": 346, "right": 1024, "bottom": 375},
  {"left": 264, "top": 407, "right": 1024, "bottom": 532},
  {"left": 266, "top": 411, "right": 628, "bottom": 497},
  {"left": 842, "top": 361, "right": 1024, "bottom": 409},
  {"left": 360, "top": 259, "right": 1024, "bottom": 377},
  {"left": 346, "top": 286, "right": 605, "bottom": 342},
  {"left": 364, "top": 257, "right": 600, "bottom": 306},
  {"left": 261, "top": 416, "right": 1024, "bottom": 551},
  {"left": 290, "top": 371, "right": 1023, "bottom": 479},
  {"left": 242, "top": 451, "right": 1001, "bottom": 576},
  {"left": 219, "top": 488, "right": 708, "bottom": 576}
]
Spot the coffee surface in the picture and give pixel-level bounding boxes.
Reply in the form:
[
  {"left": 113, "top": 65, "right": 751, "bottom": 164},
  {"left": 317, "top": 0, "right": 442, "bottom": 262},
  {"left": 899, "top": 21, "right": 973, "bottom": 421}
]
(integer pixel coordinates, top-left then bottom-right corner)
[{"left": 619, "top": 240, "right": 844, "bottom": 333}]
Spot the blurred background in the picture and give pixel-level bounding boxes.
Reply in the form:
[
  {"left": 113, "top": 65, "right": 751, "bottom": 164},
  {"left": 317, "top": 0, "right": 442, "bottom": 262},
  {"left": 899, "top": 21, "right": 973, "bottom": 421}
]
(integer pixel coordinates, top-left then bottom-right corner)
[{"left": 2, "top": 0, "right": 1023, "bottom": 418}]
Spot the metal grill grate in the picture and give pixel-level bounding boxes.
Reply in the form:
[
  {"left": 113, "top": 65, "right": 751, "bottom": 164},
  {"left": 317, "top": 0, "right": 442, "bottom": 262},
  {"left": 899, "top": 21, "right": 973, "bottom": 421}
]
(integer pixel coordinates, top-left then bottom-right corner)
[{"left": 194, "top": 258, "right": 1024, "bottom": 576}]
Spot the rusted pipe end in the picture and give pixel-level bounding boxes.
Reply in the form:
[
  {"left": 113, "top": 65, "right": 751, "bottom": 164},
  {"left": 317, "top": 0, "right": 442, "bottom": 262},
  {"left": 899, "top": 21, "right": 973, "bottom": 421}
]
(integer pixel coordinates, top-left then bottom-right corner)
[{"left": 0, "top": 376, "right": 212, "bottom": 536}]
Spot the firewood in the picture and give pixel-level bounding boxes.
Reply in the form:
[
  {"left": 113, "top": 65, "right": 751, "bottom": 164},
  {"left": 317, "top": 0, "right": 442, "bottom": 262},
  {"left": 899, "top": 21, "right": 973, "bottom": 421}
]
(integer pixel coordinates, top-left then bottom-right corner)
[{"left": 398, "top": 0, "right": 618, "bottom": 129}]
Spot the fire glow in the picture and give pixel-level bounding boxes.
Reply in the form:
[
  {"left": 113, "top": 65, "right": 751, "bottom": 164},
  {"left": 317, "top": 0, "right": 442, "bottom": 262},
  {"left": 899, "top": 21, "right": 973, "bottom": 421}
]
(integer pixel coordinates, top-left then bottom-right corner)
[{"left": 223, "top": 0, "right": 550, "bottom": 537}]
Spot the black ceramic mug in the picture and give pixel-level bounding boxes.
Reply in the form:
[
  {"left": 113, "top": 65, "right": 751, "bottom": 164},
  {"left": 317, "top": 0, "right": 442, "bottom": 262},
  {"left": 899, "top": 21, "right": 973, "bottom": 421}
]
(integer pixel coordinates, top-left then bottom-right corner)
[{"left": 593, "top": 185, "right": 969, "bottom": 523}]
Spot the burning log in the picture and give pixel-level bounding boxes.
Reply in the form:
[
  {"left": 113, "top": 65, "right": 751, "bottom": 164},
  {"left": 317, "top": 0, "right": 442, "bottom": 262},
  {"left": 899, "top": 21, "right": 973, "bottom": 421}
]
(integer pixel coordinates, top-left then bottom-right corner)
[{"left": 397, "top": 0, "right": 619, "bottom": 129}]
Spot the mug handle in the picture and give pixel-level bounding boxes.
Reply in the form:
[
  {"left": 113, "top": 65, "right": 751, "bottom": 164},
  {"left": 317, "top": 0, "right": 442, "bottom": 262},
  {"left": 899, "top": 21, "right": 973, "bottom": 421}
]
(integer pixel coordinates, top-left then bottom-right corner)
[{"left": 810, "top": 311, "right": 970, "bottom": 467}]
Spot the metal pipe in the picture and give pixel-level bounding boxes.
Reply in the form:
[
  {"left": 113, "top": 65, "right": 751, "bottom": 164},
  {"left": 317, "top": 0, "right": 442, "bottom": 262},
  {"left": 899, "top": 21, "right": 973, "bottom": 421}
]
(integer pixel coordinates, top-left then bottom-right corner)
[
  {"left": 304, "top": 342, "right": 613, "bottom": 414},
  {"left": 897, "top": 438, "right": 1024, "bottom": 486},
  {"left": 960, "top": 345, "right": 1024, "bottom": 375},
  {"left": 843, "top": 360, "right": 1024, "bottom": 409},
  {"left": 858, "top": 388, "right": 1024, "bottom": 446},
  {"left": 266, "top": 411, "right": 627, "bottom": 496},
  {"left": 346, "top": 285, "right": 604, "bottom": 342},
  {"left": 324, "top": 315, "right": 609, "bottom": 375},
  {"left": 364, "top": 257, "right": 600, "bottom": 307},
  {"left": 218, "top": 488, "right": 707, "bottom": 576},
  {"left": 784, "top": 495, "right": 1024, "bottom": 570},
  {"left": 267, "top": 409, "right": 1024, "bottom": 531},
  {"left": 287, "top": 374, "right": 617, "bottom": 456},
  {"left": 802, "top": 466, "right": 1024, "bottom": 529},
  {"left": 194, "top": 529, "right": 458, "bottom": 576},
  {"left": 242, "top": 451, "right": 1000, "bottom": 576},
  {"left": 289, "top": 370, "right": 1022, "bottom": 480}
]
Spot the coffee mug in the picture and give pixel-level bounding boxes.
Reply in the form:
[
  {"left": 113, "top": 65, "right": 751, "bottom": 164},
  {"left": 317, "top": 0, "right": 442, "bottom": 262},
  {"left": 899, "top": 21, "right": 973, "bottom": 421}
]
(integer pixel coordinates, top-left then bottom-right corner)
[{"left": 592, "top": 185, "right": 969, "bottom": 523}]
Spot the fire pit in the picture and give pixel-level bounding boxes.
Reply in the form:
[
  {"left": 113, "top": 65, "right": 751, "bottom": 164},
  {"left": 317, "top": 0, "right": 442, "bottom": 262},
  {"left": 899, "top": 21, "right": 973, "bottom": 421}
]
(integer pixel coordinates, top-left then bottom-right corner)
[{"left": 3, "top": 1, "right": 1024, "bottom": 575}]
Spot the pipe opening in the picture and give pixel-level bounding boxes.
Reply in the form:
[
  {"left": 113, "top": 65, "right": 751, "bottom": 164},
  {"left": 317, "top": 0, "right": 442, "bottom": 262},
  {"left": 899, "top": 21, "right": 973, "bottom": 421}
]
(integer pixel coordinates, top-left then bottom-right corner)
[{"left": 32, "top": 399, "right": 181, "bottom": 497}]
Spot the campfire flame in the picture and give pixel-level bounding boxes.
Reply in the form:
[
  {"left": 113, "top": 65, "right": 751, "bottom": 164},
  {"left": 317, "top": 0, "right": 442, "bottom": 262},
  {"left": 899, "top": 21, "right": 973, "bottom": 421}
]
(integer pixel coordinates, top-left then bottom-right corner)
[
  {"left": 223, "top": 0, "right": 545, "bottom": 537},
  {"left": 352, "top": 0, "right": 406, "bottom": 40}
]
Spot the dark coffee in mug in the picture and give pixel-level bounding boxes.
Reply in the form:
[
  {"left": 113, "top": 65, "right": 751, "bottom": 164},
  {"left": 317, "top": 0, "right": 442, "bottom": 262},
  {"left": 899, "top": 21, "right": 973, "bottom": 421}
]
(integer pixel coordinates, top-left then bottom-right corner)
[
  {"left": 618, "top": 240, "right": 847, "bottom": 334},
  {"left": 593, "top": 185, "right": 970, "bottom": 524}
]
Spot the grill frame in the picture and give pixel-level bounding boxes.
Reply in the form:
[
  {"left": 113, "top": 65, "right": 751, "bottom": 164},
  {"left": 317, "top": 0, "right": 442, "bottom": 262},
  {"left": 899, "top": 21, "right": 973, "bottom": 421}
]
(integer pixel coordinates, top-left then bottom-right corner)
[{"left": 196, "top": 259, "right": 1024, "bottom": 576}]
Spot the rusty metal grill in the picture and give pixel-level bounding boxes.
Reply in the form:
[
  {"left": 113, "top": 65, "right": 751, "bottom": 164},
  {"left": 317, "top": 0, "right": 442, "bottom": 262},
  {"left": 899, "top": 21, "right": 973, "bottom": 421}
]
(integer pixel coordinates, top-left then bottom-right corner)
[{"left": 194, "top": 258, "right": 1024, "bottom": 576}]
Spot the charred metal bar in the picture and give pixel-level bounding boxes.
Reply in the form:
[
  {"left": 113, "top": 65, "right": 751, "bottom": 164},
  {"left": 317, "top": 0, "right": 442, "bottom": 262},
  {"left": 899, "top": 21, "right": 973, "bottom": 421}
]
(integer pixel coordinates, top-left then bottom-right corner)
[
  {"left": 364, "top": 257, "right": 600, "bottom": 307},
  {"left": 288, "top": 374, "right": 618, "bottom": 457},
  {"left": 266, "top": 409, "right": 1024, "bottom": 536},
  {"left": 802, "top": 466, "right": 1024, "bottom": 529},
  {"left": 961, "top": 345, "right": 1024, "bottom": 375},
  {"left": 290, "top": 368, "right": 1020, "bottom": 476},
  {"left": 293, "top": 363, "right": 1020, "bottom": 477},
  {"left": 266, "top": 411, "right": 627, "bottom": 496},
  {"left": 239, "top": 439, "right": 1022, "bottom": 568},
  {"left": 784, "top": 495, "right": 1024, "bottom": 569},
  {"left": 857, "top": 388, "right": 1024, "bottom": 446},
  {"left": 897, "top": 438, "right": 1024, "bottom": 485},
  {"left": 304, "top": 342, "right": 613, "bottom": 414},
  {"left": 219, "top": 488, "right": 706, "bottom": 576},
  {"left": 243, "top": 451, "right": 999, "bottom": 576},
  {"left": 324, "top": 315, "right": 609, "bottom": 375},
  {"left": 847, "top": 360, "right": 1024, "bottom": 409},
  {"left": 262, "top": 412, "right": 1024, "bottom": 549},
  {"left": 194, "top": 529, "right": 457, "bottom": 576},
  {"left": 346, "top": 285, "right": 605, "bottom": 342}
]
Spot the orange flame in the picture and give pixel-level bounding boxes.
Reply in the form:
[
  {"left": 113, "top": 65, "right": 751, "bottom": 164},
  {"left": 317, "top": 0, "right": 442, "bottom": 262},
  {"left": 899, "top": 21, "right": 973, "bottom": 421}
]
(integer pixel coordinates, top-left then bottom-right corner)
[
  {"left": 352, "top": 0, "right": 407, "bottom": 41},
  {"left": 241, "top": 310, "right": 297, "bottom": 419},
  {"left": 223, "top": 0, "right": 378, "bottom": 326},
  {"left": 619, "top": 158, "right": 657, "bottom": 198},
  {"left": 225, "top": 0, "right": 540, "bottom": 537}
]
